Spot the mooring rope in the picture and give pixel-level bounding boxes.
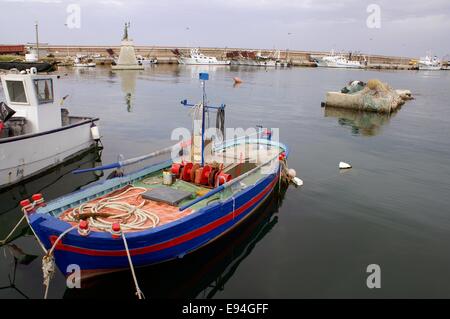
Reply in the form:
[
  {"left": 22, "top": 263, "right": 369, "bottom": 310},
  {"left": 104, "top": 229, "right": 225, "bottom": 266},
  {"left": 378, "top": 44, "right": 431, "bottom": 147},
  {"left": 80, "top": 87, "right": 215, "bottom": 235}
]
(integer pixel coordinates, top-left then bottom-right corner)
[
  {"left": 0, "top": 215, "right": 26, "bottom": 246},
  {"left": 121, "top": 231, "right": 145, "bottom": 299},
  {"left": 43, "top": 225, "right": 77, "bottom": 299}
]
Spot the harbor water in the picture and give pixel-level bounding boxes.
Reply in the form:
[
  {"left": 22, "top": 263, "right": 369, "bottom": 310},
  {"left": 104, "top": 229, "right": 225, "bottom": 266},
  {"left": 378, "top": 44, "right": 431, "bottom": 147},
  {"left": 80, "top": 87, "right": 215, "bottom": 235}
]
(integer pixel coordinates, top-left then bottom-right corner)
[{"left": 1, "top": 65, "right": 450, "bottom": 298}]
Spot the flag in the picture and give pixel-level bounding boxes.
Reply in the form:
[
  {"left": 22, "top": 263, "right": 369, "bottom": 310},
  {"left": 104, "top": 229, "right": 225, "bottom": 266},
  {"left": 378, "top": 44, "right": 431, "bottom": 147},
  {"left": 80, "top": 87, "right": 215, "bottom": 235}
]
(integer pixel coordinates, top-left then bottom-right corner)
[{"left": 0, "top": 102, "right": 15, "bottom": 122}]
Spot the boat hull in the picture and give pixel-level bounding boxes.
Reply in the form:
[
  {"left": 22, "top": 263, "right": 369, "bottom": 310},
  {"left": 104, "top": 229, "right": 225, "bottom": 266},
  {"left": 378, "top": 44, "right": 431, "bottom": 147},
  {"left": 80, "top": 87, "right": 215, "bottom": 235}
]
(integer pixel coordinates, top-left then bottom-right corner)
[
  {"left": 0, "top": 118, "right": 98, "bottom": 188},
  {"left": 178, "top": 57, "right": 231, "bottom": 65},
  {"left": 73, "top": 63, "right": 96, "bottom": 68},
  {"left": 0, "top": 61, "right": 57, "bottom": 72},
  {"left": 321, "top": 62, "right": 363, "bottom": 69},
  {"left": 231, "top": 60, "right": 277, "bottom": 67},
  {"left": 30, "top": 166, "right": 280, "bottom": 277},
  {"left": 418, "top": 65, "right": 441, "bottom": 71}
]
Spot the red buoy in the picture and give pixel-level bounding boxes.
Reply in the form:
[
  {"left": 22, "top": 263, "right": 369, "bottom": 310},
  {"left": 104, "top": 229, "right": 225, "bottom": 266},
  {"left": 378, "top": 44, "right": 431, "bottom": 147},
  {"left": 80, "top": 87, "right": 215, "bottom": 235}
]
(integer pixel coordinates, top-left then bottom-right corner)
[
  {"left": 31, "top": 194, "right": 43, "bottom": 201},
  {"left": 19, "top": 199, "right": 31, "bottom": 207},
  {"left": 112, "top": 223, "right": 121, "bottom": 232},
  {"left": 111, "top": 223, "right": 121, "bottom": 239},
  {"left": 79, "top": 220, "right": 89, "bottom": 230},
  {"left": 78, "top": 220, "right": 90, "bottom": 236}
]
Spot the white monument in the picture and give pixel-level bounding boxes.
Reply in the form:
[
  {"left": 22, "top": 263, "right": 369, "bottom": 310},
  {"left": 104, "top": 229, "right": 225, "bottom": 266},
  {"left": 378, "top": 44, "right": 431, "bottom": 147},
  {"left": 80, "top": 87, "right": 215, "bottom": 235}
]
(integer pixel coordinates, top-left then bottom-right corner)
[{"left": 112, "top": 22, "right": 144, "bottom": 70}]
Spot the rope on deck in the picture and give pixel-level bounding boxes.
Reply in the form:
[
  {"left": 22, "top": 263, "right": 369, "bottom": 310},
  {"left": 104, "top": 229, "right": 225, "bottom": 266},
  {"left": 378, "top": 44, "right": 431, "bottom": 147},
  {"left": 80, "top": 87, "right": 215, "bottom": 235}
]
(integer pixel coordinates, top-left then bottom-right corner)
[{"left": 64, "top": 186, "right": 160, "bottom": 231}]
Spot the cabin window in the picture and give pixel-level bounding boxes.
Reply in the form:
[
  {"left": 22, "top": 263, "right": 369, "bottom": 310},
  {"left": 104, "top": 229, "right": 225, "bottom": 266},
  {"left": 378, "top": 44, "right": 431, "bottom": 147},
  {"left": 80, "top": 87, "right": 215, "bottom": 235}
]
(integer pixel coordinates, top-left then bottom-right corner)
[
  {"left": 34, "top": 79, "right": 54, "bottom": 104},
  {"left": 6, "top": 80, "right": 28, "bottom": 103}
]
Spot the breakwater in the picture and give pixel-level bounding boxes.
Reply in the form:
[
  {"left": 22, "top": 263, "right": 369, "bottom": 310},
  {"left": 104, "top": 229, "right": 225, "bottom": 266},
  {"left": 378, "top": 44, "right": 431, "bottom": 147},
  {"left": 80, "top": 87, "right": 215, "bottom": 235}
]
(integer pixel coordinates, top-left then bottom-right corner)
[{"left": 41, "top": 44, "right": 415, "bottom": 68}]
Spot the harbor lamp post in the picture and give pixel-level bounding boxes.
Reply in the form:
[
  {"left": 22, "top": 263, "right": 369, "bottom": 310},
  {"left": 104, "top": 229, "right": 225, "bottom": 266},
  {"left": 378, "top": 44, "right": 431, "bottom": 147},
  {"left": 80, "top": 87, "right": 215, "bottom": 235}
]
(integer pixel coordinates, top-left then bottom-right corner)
[
  {"left": 35, "top": 21, "right": 40, "bottom": 60},
  {"left": 287, "top": 32, "right": 292, "bottom": 61}
]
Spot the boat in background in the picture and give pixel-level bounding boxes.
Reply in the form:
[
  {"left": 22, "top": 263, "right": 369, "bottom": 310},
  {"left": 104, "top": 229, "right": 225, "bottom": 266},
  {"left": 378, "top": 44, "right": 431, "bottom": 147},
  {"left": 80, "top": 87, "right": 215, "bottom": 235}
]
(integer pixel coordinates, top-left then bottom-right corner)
[
  {"left": 73, "top": 57, "right": 96, "bottom": 68},
  {"left": 227, "top": 50, "right": 278, "bottom": 67},
  {"left": 174, "top": 48, "right": 230, "bottom": 65},
  {"left": 136, "top": 55, "right": 157, "bottom": 65},
  {"left": 313, "top": 50, "right": 365, "bottom": 69},
  {"left": 0, "top": 68, "right": 101, "bottom": 189},
  {"left": 418, "top": 55, "right": 441, "bottom": 71}
]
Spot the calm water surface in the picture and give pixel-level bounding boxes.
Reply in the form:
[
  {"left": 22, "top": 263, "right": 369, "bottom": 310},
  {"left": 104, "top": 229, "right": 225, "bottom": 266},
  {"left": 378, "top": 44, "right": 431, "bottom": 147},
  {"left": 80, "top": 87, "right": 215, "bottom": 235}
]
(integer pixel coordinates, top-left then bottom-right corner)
[{"left": 1, "top": 65, "right": 450, "bottom": 298}]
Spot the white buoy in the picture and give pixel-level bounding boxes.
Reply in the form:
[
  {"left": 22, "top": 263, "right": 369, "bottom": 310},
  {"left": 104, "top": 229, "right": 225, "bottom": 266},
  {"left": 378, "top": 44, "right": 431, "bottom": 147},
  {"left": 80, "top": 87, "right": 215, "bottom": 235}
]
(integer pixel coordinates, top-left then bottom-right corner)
[
  {"left": 339, "top": 162, "right": 352, "bottom": 169},
  {"left": 292, "top": 177, "right": 304, "bottom": 187},
  {"left": 288, "top": 169, "right": 297, "bottom": 179},
  {"left": 90, "top": 126, "right": 100, "bottom": 141}
]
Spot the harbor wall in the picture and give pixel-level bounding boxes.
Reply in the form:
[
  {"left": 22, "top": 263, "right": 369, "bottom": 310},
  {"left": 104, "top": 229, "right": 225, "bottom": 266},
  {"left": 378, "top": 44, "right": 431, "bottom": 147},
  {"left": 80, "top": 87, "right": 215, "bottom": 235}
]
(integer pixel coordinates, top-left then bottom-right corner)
[{"left": 39, "top": 44, "right": 413, "bottom": 67}]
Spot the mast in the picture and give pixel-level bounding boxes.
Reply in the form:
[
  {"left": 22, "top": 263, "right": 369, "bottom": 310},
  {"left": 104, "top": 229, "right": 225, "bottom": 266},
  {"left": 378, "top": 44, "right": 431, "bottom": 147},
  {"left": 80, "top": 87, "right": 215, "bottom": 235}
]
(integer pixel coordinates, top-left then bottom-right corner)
[
  {"left": 180, "top": 73, "right": 226, "bottom": 167},
  {"left": 200, "top": 72, "right": 208, "bottom": 166}
]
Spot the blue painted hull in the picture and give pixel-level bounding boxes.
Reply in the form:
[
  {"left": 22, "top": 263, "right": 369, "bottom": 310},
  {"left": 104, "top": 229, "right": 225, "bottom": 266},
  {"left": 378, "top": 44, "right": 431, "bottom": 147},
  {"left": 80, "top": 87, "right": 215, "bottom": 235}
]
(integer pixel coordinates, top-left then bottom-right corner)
[{"left": 30, "top": 170, "right": 279, "bottom": 277}]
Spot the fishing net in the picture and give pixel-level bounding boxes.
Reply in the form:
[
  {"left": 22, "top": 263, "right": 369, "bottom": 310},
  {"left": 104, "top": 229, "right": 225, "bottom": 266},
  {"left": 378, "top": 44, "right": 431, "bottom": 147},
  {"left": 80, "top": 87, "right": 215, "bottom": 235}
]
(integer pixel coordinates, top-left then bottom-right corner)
[{"left": 328, "top": 79, "right": 405, "bottom": 113}]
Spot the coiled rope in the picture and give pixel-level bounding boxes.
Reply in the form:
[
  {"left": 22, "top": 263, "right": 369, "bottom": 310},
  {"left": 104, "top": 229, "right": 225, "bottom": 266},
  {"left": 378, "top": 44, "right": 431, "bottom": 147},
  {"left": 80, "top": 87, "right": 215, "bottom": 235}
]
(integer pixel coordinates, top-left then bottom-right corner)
[{"left": 64, "top": 187, "right": 160, "bottom": 232}]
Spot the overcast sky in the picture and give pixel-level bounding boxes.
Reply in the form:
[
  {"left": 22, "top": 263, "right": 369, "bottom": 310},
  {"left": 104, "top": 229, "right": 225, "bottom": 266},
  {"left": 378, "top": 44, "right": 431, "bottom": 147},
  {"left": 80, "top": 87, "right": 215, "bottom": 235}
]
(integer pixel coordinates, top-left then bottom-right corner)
[{"left": 0, "top": 0, "right": 449, "bottom": 58}]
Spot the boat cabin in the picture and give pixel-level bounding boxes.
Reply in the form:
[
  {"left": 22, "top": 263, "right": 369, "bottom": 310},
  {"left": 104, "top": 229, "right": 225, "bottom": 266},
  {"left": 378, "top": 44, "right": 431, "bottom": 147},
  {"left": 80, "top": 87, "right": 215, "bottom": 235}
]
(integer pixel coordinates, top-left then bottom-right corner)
[{"left": 0, "top": 69, "right": 65, "bottom": 138}]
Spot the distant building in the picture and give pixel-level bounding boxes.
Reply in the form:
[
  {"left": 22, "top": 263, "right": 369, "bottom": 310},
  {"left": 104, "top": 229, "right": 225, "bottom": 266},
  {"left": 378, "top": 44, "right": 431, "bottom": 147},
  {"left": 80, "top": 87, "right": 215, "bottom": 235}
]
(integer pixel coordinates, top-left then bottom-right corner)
[{"left": 0, "top": 45, "right": 25, "bottom": 55}]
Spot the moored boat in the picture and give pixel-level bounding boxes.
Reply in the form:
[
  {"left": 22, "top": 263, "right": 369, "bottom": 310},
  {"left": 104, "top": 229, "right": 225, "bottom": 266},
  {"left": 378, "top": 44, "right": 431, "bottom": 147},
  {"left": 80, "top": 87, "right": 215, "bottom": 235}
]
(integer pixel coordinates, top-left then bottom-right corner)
[
  {"left": 0, "top": 69, "right": 101, "bottom": 188},
  {"left": 313, "top": 50, "right": 365, "bottom": 69},
  {"left": 227, "top": 50, "right": 278, "bottom": 67},
  {"left": 0, "top": 61, "right": 57, "bottom": 72},
  {"left": 175, "top": 48, "right": 230, "bottom": 65},
  {"left": 136, "top": 55, "right": 157, "bottom": 65},
  {"left": 23, "top": 73, "right": 292, "bottom": 294},
  {"left": 73, "top": 57, "right": 96, "bottom": 68},
  {"left": 418, "top": 55, "right": 441, "bottom": 71}
]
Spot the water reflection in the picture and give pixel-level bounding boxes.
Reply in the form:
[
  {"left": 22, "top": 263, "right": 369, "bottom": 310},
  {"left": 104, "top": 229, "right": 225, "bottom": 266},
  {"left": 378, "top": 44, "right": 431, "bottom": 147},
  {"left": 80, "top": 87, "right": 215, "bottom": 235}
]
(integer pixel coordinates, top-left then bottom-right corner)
[
  {"left": 0, "top": 147, "right": 103, "bottom": 298},
  {"left": 0, "top": 244, "right": 38, "bottom": 299},
  {"left": 324, "top": 107, "right": 397, "bottom": 136},
  {"left": 64, "top": 187, "right": 287, "bottom": 299},
  {"left": 179, "top": 65, "right": 231, "bottom": 80},
  {"left": 114, "top": 70, "right": 139, "bottom": 112}
]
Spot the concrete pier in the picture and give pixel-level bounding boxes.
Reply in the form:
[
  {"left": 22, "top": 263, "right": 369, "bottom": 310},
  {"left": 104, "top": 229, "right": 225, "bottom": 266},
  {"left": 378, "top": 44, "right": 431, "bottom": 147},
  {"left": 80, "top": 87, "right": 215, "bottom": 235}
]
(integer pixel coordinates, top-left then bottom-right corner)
[{"left": 23, "top": 44, "right": 416, "bottom": 69}]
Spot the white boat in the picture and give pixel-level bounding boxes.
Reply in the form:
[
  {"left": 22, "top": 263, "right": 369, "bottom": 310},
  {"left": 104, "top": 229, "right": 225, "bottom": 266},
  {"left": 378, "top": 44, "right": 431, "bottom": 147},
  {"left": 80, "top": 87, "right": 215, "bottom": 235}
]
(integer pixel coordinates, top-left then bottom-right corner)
[
  {"left": 228, "top": 50, "right": 277, "bottom": 67},
  {"left": 178, "top": 48, "right": 230, "bottom": 65},
  {"left": 136, "top": 55, "right": 157, "bottom": 65},
  {"left": 25, "top": 49, "right": 39, "bottom": 63},
  {"left": 418, "top": 55, "right": 441, "bottom": 71},
  {"left": 315, "top": 51, "right": 364, "bottom": 69},
  {"left": 73, "top": 57, "right": 96, "bottom": 68},
  {"left": 0, "top": 69, "right": 101, "bottom": 189}
]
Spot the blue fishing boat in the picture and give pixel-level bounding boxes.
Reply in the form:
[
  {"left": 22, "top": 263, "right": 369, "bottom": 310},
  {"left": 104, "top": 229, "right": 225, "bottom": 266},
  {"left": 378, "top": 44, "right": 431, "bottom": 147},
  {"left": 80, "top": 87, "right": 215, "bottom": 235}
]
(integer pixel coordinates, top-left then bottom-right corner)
[{"left": 21, "top": 73, "right": 294, "bottom": 297}]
